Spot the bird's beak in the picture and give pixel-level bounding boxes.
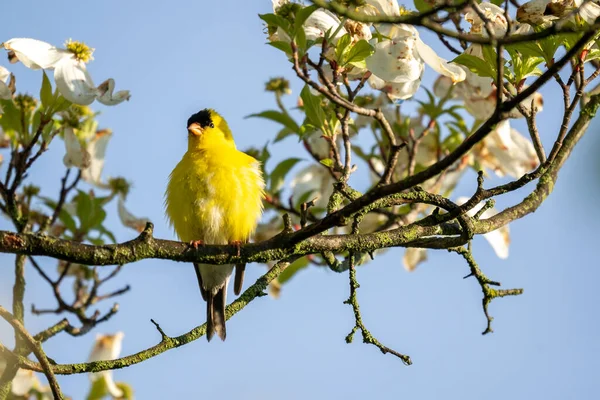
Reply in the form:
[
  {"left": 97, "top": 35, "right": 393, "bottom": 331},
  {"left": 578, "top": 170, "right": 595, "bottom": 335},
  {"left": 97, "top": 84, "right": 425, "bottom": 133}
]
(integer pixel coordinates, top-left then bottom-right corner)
[{"left": 188, "top": 122, "right": 203, "bottom": 136}]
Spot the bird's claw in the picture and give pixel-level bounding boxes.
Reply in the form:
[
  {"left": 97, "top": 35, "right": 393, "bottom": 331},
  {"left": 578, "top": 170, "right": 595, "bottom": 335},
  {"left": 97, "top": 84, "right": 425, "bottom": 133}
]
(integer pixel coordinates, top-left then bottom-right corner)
[
  {"left": 189, "top": 240, "right": 204, "bottom": 250},
  {"left": 230, "top": 241, "right": 242, "bottom": 257}
]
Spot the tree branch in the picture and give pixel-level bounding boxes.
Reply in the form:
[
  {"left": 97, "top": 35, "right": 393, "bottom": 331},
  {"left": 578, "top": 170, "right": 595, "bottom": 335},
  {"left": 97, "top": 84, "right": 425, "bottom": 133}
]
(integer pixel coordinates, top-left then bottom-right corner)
[
  {"left": 0, "top": 306, "right": 64, "bottom": 399},
  {"left": 15, "top": 258, "right": 293, "bottom": 375}
]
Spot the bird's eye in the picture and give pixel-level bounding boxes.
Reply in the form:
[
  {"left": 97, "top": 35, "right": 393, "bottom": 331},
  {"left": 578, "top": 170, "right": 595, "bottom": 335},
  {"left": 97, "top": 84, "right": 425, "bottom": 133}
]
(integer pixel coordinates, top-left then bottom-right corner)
[{"left": 209, "top": 123, "right": 215, "bottom": 128}]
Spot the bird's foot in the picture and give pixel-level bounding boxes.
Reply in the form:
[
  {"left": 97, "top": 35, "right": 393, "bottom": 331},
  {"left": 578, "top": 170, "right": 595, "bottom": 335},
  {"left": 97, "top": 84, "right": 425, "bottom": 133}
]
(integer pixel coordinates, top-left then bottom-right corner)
[
  {"left": 230, "top": 240, "right": 242, "bottom": 257},
  {"left": 189, "top": 240, "right": 204, "bottom": 249}
]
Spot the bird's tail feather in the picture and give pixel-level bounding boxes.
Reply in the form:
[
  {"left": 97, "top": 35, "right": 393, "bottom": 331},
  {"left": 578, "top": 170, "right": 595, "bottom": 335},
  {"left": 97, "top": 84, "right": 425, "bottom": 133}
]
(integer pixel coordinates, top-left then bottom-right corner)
[
  {"left": 234, "top": 264, "right": 245, "bottom": 296},
  {"left": 206, "top": 286, "right": 227, "bottom": 341}
]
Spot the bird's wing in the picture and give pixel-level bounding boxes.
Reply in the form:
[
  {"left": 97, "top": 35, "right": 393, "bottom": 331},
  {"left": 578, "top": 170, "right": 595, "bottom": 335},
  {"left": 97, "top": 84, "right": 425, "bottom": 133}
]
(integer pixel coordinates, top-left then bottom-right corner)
[{"left": 193, "top": 263, "right": 208, "bottom": 301}]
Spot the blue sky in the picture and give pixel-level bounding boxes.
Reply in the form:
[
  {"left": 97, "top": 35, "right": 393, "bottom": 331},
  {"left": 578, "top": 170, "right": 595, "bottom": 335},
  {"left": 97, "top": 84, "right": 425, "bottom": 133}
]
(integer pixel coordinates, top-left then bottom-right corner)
[{"left": 1, "top": 0, "right": 600, "bottom": 399}]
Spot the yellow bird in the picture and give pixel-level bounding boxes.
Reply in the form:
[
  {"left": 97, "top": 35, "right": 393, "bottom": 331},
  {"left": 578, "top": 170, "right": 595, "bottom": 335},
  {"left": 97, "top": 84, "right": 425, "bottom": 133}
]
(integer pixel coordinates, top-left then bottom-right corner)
[{"left": 165, "top": 109, "right": 264, "bottom": 341}]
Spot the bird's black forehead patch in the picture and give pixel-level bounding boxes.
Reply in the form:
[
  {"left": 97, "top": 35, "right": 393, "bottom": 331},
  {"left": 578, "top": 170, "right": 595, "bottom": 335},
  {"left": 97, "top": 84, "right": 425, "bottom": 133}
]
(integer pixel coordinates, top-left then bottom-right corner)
[{"left": 187, "top": 109, "right": 213, "bottom": 128}]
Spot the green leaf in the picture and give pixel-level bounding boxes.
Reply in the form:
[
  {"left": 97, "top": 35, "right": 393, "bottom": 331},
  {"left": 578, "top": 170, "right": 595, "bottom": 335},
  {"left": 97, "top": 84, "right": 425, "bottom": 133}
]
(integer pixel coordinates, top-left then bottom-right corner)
[
  {"left": 507, "top": 47, "right": 544, "bottom": 83},
  {"left": 86, "top": 376, "right": 109, "bottom": 400},
  {"left": 259, "top": 13, "right": 291, "bottom": 34},
  {"left": 247, "top": 110, "right": 300, "bottom": 133},
  {"left": 75, "top": 191, "right": 107, "bottom": 233},
  {"left": 295, "top": 24, "right": 307, "bottom": 53},
  {"left": 116, "top": 382, "right": 135, "bottom": 400},
  {"left": 442, "top": 127, "right": 464, "bottom": 153},
  {"left": 30, "top": 111, "right": 42, "bottom": 139},
  {"left": 274, "top": 127, "right": 294, "bottom": 142},
  {"left": 88, "top": 207, "right": 107, "bottom": 231},
  {"left": 335, "top": 34, "right": 352, "bottom": 63},
  {"left": 269, "top": 157, "right": 303, "bottom": 193},
  {"left": 40, "top": 196, "right": 78, "bottom": 233},
  {"left": 320, "top": 158, "right": 334, "bottom": 167},
  {"left": 414, "top": 0, "right": 433, "bottom": 12},
  {"left": 300, "top": 85, "right": 328, "bottom": 135},
  {"left": 0, "top": 99, "right": 22, "bottom": 135},
  {"left": 52, "top": 93, "right": 72, "bottom": 113},
  {"left": 452, "top": 53, "right": 497, "bottom": 79},
  {"left": 75, "top": 191, "right": 93, "bottom": 231},
  {"left": 278, "top": 257, "right": 310, "bottom": 284},
  {"left": 40, "top": 71, "right": 53, "bottom": 110},
  {"left": 345, "top": 40, "right": 375, "bottom": 68},
  {"left": 269, "top": 41, "right": 292, "bottom": 55},
  {"left": 268, "top": 40, "right": 293, "bottom": 55}
]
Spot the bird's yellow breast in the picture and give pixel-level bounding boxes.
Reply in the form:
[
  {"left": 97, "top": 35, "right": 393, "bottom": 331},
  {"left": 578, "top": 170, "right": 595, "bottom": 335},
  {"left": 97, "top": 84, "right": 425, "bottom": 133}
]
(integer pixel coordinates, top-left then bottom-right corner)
[{"left": 165, "top": 145, "right": 264, "bottom": 244}]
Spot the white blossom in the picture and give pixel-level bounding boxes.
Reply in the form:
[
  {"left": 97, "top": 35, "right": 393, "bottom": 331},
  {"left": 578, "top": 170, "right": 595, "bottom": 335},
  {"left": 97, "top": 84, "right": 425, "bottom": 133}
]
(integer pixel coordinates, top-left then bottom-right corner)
[
  {"left": 81, "top": 129, "right": 112, "bottom": 188},
  {"left": 2, "top": 38, "right": 130, "bottom": 106},
  {"left": 0, "top": 65, "right": 11, "bottom": 100},
  {"left": 89, "top": 332, "right": 125, "bottom": 399},
  {"left": 364, "top": 2, "right": 465, "bottom": 101},
  {"left": 63, "top": 127, "right": 91, "bottom": 169},
  {"left": 290, "top": 164, "right": 334, "bottom": 209},
  {"left": 118, "top": 194, "right": 150, "bottom": 233},
  {"left": 403, "top": 248, "right": 428, "bottom": 271},
  {"left": 304, "top": 9, "right": 348, "bottom": 43},
  {"left": 517, "top": 0, "right": 600, "bottom": 25},
  {"left": 465, "top": 3, "right": 509, "bottom": 36},
  {"left": 477, "top": 120, "right": 539, "bottom": 178},
  {"left": 270, "top": 1, "right": 347, "bottom": 44}
]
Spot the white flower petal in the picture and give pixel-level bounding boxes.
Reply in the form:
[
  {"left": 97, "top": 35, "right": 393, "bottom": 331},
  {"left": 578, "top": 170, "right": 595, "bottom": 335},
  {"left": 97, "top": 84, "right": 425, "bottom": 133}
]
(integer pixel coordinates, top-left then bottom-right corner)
[
  {"left": 2, "top": 38, "right": 70, "bottom": 70},
  {"left": 104, "top": 374, "right": 124, "bottom": 398},
  {"left": 346, "top": 20, "right": 373, "bottom": 42},
  {"left": 575, "top": 0, "right": 600, "bottom": 24},
  {"left": 403, "top": 248, "right": 428, "bottom": 271},
  {"left": 81, "top": 130, "right": 111, "bottom": 186},
  {"left": 367, "top": 38, "right": 422, "bottom": 83},
  {"left": 516, "top": 0, "right": 556, "bottom": 24},
  {"left": 465, "top": 3, "right": 508, "bottom": 36},
  {"left": 0, "top": 66, "right": 9, "bottom": 82},
  {"left": 305, "top": 130, "right": 331, "bottom": 160},
  {"left": 54, "top": 58, "right": 97, "bottom": 105},
  {"left": 89, "top": 332, "right": 124, "bottom": 362},
  {"left": 385, "top": 79, "right": 421, "bottom": 100},
  {"left": 96, "top": 78, "right": 131, "bottom": 106},
  {"left": 365, "top": 0, "right": 401, "bottom": 16},
  {"left": 433, "top": 75, "right": 454, "bottom": 98},
  {"left": 367, "top": 73, "right": 386, "bottom": 90},
  {"left": 63, "top": 127, "right": 91, "bottom": 169},
  {"left": 11, "top": 369, "right": 39, "bottom": 396},
  {"left": 416, "top": 38, "right": 466, "bottom": 83},
  {"left": 304, "top": 9, "right": 347, "bottom": 43},
  {"left": 290, "top": 165, "right": 334, "bottom": 209},
  {"left": 0, "top": 66, "right": 11, "bottom": 100},
  {"left": 89, "top": 332, "right": 125, "bottom": 399},
  {"left": 487, "top": 122, "right": 538, "bottom": 178},
  {"left": 118, "top": 195, "right": 150, "bottom": 233}
]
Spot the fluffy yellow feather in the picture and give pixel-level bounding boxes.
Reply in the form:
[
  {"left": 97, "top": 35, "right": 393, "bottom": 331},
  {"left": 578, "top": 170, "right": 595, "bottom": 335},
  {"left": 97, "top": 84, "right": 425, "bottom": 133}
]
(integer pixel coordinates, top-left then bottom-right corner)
[{"left": 165, "top": 109, "right": 264, "bottom": 341}]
